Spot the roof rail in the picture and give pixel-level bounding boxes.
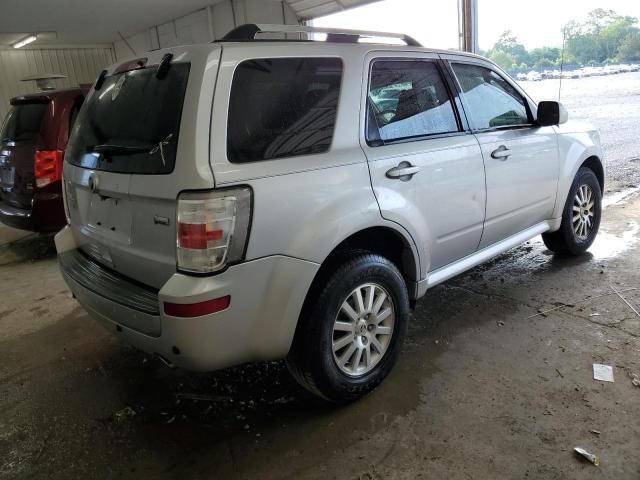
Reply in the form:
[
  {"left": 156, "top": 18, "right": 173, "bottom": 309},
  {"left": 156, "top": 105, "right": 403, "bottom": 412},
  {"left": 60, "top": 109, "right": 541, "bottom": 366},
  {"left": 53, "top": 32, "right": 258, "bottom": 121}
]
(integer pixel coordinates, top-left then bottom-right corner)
[{"left": 219, "top": 24, "right": 423, "bottom": 47}]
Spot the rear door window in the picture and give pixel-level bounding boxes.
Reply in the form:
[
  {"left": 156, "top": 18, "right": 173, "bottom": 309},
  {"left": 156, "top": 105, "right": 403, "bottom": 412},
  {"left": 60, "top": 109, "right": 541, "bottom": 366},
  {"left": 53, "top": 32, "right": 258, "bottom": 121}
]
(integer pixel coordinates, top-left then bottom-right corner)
[
  {"left": 451, "top": 63, "right": 531, "bottom": 130},
  {"left": 367, "top": 60, "right": 459, "bottom": 144},
  {"left": 1, "top": 103, "right": 48, "bottom": 143},
  {"left": 227, "top": 57, "right": 343, "bottom": 163},
  {"left": 65, "top": 63, "right": 190, "bottom": 174}
]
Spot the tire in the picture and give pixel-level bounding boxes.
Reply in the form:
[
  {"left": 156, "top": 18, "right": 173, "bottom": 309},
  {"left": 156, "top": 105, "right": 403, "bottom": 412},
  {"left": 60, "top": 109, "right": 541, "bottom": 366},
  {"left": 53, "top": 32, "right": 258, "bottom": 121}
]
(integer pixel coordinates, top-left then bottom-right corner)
[
  {"left": 286, "top": 252, "right": 410, "bottom": 403},
  {"left": 542, "top": 167, "right": 602, "bottom": 255}
]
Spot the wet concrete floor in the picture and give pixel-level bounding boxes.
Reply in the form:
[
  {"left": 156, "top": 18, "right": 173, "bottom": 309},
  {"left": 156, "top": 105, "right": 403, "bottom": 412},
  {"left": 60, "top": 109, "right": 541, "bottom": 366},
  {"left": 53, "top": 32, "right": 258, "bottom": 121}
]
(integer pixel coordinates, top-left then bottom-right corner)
[{"left": 1, "top": 190, "right": 639, "bottom": 479}]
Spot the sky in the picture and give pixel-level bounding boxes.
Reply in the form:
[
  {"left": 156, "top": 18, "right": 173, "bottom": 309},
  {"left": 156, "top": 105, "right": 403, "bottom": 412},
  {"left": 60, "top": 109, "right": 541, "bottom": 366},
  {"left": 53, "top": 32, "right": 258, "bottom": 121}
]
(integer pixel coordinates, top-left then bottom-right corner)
[{"left": 313, "top": 0, "right": 640, "bottom": 51}]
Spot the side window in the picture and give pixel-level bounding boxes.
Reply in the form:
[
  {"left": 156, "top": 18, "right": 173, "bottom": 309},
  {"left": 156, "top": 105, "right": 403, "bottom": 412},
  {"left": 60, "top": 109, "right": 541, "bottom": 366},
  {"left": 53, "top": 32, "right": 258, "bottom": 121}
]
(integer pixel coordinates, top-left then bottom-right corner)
[
  {"left": 451, "top": 63, "right": 530, "bottom": 130},
  {"left": 227, "top": 57, "right": 343, "bottom": 163},
  {"left": 367, "top": 60, "right": 459, "bottom": 144}
]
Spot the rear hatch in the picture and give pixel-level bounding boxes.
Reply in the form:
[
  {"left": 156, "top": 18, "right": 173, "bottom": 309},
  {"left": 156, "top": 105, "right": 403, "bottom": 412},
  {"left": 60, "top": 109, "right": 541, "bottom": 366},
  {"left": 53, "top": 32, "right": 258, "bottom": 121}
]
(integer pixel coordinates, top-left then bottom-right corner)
[
  {"left": 0, "top": 98, "right": 49, "bottom": 210},
  {"left": 64, "top": 46, "right": 221, "bottom": 289}
]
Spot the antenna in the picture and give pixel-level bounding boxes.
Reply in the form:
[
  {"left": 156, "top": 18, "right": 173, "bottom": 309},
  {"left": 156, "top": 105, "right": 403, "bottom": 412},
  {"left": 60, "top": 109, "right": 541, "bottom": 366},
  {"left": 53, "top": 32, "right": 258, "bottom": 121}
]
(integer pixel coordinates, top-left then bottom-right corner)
[{"left": 558, "top": 28, "right": 567, "bottom": 102}]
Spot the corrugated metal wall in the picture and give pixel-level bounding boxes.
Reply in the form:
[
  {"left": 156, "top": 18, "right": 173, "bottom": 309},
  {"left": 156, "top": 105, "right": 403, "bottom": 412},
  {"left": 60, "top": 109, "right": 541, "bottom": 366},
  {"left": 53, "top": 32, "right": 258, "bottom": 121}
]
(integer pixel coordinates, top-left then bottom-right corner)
[
  {"left": 0, "top": 47, "right": 115, "bottom": 119},
  {"left": 114, "top": 0, "right": 299, "bottom": 60}
]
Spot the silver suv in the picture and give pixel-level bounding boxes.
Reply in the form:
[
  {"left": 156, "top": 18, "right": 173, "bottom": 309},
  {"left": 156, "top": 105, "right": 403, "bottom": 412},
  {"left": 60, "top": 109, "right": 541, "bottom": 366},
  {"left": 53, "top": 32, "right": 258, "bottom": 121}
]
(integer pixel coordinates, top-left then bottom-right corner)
[{"left": 56, "top": 24, "right": 604, "bottom": 403}]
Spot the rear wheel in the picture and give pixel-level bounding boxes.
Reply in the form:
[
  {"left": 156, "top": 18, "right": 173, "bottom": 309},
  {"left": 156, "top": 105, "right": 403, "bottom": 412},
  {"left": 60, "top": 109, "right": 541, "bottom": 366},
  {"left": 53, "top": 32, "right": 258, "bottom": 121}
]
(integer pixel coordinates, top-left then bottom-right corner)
[
  {"left": 542, "top": 167, "right": 602, "bottom": 255},
  {"left": 287, "top": 253, "right": 409, "bottom": 403}
]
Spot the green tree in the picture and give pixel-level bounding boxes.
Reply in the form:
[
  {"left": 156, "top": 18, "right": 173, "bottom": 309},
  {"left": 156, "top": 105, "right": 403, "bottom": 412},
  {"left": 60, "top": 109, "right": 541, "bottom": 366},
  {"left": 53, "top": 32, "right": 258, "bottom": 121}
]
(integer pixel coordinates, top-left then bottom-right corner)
[
  {"left": 535, "top": 58, "right": 555, "bottom": 69},
  {"left": 493, "top": 30, "right": 531, "bottom": 66},
  {"left": 563, "top": 10, "right": 639, "bottom": 63},
  {"left": 487, "top": 49, "right": 515, "bottom": 70},
  {"left": 585, "top": 9, "right": 618, "bottom": 34},
  {"left": 601, "top": 17, "right": 638, "bottom": 59},
  {"left": 529, "top": 47, "right": 561, "bottom": 65},
  {"left": 618, "top": 31, "right": 640, "bottom": 60}
]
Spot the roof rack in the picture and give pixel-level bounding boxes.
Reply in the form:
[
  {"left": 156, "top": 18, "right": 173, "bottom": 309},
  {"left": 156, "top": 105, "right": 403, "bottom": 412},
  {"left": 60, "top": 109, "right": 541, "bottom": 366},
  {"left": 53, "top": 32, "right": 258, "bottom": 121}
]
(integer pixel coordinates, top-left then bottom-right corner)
[{"left": 219, "top": 24, "right": 422, "bottom": 47}]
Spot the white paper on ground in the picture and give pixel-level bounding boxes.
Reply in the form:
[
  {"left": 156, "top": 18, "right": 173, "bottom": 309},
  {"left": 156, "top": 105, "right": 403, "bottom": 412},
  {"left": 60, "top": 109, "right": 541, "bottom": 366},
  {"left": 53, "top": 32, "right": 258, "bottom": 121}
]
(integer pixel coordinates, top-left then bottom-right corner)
[{"left": 593, "top": 364, "right": 614, "bottom": 382}]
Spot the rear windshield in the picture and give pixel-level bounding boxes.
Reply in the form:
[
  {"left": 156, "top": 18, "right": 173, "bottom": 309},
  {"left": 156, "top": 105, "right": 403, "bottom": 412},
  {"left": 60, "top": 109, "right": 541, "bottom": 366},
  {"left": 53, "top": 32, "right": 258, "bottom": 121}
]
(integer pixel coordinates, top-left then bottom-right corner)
[
  {"left": 66, "top": 62, "right": 190, "bottom": 174},
  {"left": 0, "top": 103, "right": 48, "bottom": 143},
  {"left": 227, "top": 57, "right": 343, "bottom": 163}
]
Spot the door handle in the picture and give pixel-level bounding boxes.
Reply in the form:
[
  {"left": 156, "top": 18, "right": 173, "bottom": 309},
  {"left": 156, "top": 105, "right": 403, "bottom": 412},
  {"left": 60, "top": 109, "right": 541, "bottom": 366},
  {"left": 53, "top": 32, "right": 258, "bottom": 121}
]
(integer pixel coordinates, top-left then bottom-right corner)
[
  {"left": 386, "top": 161, "right": 420, "bottom": 181},
  {"left": 491, "top": 145, "right": 511, "bottom": 160}
]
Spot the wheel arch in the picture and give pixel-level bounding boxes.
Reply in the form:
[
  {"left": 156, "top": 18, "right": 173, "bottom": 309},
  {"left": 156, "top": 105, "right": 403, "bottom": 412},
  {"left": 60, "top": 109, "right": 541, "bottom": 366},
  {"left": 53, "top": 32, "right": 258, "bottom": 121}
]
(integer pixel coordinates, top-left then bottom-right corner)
[
  {"left": 298, "top": 226, "right": 421, "bottom": 321},
  {"left": 581, "top": 155, "right": 605, "bottom": 193},
  {"left": 327, "top": 226, "right": 420, "bottom": 284},
  {"left": 552, "top": 137, "right": 605, "bottom": 220}
]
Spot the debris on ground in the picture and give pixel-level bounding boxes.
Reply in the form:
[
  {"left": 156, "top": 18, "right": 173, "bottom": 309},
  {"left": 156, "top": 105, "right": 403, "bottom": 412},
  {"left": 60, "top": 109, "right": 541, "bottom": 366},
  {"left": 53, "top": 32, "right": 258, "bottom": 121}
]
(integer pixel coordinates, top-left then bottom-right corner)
[
  {"left": 630, "top": 373, "right": 640, "bottom": 388},
  {"left": 593, "top": 364, "right": 615, "bottom": 383},
  {"left": 526, "top": 287, "right": 639, "bottom": 320},
  {"left": 610, "top": 284, "right": 640, "bottom": 318},
  {"left": 574, "top": 447, "right": 600, "bottom": 466},
  {"left": 175, "top": 392, "right": 230, "bottom": 402},
  {"left": 114, "top": 406, "right": 136, "bottom": 423},
  {"left": 201, "top": 404, "right": 213, "bottom": 415},
  {"left": 273, "top": 396, "right": 295, "bottom": 405},
  {"left": 590, "top": 429, "right": 601, "bottom": 435}
]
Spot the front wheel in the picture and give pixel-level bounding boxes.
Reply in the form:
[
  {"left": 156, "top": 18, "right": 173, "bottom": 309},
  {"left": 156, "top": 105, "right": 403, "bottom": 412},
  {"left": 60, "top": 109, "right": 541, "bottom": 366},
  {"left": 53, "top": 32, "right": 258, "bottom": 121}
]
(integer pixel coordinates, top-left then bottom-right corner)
[
  {"left": 286, "top": 253, "right": 409, "bottom": 403},
  {"left": 542, "top": 167, "right": 602, "bottom": 255}
]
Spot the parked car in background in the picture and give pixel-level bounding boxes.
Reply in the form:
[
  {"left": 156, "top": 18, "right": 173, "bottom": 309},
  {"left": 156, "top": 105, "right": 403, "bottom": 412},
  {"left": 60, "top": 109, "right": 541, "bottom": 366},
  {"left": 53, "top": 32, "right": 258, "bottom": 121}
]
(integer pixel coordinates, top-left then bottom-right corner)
[
  {"left": 525, "top": 71, "right": 542, "bottom": 81},
  {"left": 56, "top": 24, "right": 604, "bottom": 403},
  {"left": 0, "top": 89, "right": 84, "bottom": 232}
]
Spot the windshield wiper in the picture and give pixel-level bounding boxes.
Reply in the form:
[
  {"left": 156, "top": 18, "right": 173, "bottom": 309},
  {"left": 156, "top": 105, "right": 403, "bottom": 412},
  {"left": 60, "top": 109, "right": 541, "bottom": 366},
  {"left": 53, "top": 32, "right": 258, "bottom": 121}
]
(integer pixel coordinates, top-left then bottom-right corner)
[{"left": 90, "top": 143, "right": 153, "bottom": 155}]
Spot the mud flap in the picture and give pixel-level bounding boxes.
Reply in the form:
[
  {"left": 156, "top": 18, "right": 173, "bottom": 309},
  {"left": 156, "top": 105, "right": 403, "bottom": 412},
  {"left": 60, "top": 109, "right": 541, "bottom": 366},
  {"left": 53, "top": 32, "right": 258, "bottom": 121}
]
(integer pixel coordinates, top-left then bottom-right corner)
[{"left": 54, "top": 225, "right": 77, "bottom": 254}]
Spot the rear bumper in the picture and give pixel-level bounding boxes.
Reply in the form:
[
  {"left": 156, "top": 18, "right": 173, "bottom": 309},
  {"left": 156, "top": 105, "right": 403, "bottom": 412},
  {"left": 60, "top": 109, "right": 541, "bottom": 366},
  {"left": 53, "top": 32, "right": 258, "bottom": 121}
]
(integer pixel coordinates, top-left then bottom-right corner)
[
  {"left": 0, "top": 201, "right": 34, "bottom": 231},
  {"left": 55, "top": 226, "right": 320, "bottom": 371},
  {"left": 0, "top": 191, "right": 65, "bottom": 232}
]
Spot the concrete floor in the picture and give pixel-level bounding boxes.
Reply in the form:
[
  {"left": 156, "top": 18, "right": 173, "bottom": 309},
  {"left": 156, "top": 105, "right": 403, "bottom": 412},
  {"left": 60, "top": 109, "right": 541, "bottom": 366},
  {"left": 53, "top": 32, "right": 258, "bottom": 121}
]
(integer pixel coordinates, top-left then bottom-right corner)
[
  {"left": 1, "top": 72, "right": 640, "bottom": 479},
  {"left": 1, "top": 190, "right": 639, "bottom": 479}
]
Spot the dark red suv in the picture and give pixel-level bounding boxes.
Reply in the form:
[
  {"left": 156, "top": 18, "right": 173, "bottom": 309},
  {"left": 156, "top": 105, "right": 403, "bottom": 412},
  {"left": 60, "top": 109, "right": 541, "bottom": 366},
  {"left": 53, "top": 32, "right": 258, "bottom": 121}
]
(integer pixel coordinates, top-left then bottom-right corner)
[{"left": 0, "top": 89, "right": 84, "bottom": 232}]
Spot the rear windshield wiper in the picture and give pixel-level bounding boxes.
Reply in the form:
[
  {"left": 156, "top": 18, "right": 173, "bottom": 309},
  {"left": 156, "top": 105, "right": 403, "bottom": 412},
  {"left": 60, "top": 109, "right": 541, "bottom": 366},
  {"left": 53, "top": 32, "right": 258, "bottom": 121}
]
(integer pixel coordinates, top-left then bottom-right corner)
[
  {"left": 89, "top": 143, "right": 154, "bottom": 155},
  {"left": 88, "top": 134, "right": 174, "bottom": 165}
]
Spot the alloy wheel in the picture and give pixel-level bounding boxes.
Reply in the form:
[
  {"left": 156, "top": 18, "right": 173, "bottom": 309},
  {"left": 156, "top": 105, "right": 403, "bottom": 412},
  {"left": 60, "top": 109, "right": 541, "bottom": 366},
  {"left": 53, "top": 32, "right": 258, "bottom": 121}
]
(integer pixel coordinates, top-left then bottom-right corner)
[
  {"left": 331, "top": 283, "right": 395, "bottom": 377},
  {"left": 572, "top": 184, "right": 596, "bottom": 240}
]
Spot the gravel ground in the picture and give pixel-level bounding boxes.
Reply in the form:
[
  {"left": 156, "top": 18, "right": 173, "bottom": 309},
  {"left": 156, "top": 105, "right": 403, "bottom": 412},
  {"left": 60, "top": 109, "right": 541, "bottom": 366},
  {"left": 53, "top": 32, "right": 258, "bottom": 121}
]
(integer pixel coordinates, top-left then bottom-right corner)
[{"left": 520, "top": 71, "right": 640, "bottom": 192}]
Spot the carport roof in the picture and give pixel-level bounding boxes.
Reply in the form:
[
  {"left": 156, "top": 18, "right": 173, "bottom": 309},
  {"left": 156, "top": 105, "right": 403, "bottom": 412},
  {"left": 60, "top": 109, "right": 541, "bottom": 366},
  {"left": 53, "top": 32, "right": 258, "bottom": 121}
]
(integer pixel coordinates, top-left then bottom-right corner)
[
  {"left": 285, "top": 0, "right": 381, "bottom": 19},
  {"left": 0, "top": 0, "right": 381, "bottom": 47}
]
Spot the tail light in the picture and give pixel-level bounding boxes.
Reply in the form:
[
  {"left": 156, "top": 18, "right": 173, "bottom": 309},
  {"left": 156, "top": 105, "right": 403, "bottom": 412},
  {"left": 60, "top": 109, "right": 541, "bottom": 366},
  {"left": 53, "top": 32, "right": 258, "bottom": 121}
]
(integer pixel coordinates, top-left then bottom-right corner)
[
  {"left": 176, "top": 187, "right": 252, "bottom": 274},
  {"left": 34, "top": 150, "right": 64, "bottom": 188}
]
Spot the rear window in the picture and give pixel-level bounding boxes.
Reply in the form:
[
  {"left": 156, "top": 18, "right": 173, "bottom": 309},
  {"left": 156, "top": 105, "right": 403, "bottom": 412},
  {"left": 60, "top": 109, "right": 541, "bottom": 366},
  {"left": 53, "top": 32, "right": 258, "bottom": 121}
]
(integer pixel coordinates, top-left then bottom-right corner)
[
  {"left": 65, "top": 62, "right": 190, "bottom": 174},
  {"left": 0, "top": 103, "right": 48, "bottom": 143},
  {"left": 227, "top": 57, "right": 343, "bottom": 163}
]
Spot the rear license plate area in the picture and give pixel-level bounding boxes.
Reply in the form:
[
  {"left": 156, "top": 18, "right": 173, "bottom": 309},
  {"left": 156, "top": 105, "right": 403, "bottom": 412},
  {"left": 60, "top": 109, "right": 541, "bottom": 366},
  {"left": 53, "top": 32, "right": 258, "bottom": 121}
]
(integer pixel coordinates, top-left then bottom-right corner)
[{"left": 88, "top": 194, "right": 133, "bottom": 242}]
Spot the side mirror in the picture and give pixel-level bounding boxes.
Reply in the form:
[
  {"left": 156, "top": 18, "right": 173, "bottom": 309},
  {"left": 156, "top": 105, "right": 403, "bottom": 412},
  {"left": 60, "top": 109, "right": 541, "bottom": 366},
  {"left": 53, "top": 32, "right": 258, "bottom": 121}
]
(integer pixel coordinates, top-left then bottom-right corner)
[{"left": 537, "top": 101, "right": 568, "bottom": 126}]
